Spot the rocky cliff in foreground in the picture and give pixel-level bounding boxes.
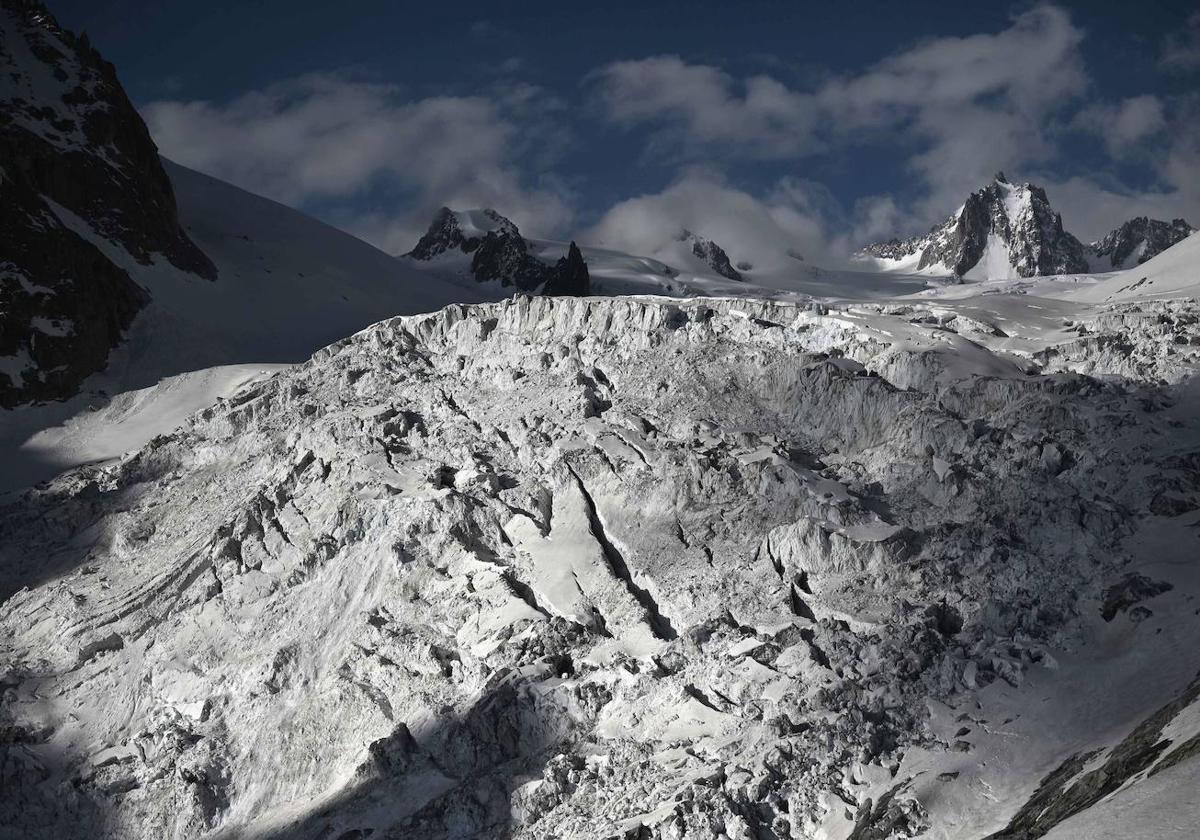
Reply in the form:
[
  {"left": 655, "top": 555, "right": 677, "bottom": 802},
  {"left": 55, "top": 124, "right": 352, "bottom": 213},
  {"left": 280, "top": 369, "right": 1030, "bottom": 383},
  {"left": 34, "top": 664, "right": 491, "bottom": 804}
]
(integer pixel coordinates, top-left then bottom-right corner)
[
  {"left": 0, "top": 0, "right": 214, "bottom": 407},
  {"left": 3, "top": 294, "right": 1200, "bottom": 839}
]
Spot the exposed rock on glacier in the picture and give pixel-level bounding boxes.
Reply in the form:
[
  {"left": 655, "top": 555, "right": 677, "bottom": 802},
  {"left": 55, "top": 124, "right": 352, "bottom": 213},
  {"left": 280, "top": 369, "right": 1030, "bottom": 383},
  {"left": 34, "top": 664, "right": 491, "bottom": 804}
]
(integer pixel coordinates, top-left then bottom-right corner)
[{"left": 3, "top": 294, "right": 1200, "bottom": 839}]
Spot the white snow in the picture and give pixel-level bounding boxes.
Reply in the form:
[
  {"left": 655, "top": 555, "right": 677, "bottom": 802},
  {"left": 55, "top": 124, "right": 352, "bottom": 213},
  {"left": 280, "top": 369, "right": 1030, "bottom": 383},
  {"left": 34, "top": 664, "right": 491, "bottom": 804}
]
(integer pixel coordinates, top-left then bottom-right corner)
[
  {"left": 1071, "top": 230, "right": 1200, "bottom": 303},
  {"left": 963, "top": 233, "right": 1020, "bottom": 281},
  {"left": 0, "top": 163, "right": 504, "bottom": 492},
  {"left": 451, "top": 208, "right": 511, "bottom": 239},
  {"left": 16, "top": 363, "right": 287, "bottom": 477},
  {"left": 0, "top": 123, "right": 1199, "bottom": 840}
]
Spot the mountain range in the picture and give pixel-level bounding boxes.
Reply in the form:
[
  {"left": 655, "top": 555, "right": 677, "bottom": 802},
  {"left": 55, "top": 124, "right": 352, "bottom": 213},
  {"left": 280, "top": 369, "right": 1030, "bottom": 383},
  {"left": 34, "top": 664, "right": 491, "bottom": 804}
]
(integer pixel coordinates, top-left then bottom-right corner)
[{"left": 860, "top": 172, "right": 1193, "bottom": 279}]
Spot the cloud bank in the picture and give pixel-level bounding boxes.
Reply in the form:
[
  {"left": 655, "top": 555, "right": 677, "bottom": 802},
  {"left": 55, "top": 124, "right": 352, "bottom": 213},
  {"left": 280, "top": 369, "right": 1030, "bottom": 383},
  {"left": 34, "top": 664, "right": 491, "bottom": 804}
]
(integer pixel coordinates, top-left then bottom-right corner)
[{"left": 144, "top": 74, "right": 572, "bottom": 254}]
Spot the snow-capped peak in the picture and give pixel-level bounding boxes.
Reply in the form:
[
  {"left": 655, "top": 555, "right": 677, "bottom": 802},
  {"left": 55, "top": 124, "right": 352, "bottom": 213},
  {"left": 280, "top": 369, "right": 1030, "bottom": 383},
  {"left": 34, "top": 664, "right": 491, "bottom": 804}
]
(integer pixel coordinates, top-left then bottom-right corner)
[
  {"left": 405, "top": 206, "right": 519, "bottom": 260},
  {"left": 405, "top": 206, "right": 590, "bottom": 295},
  {"left": 1088, "top": 216, "right": 1195, "bottom": 270},
  {"left": 859, "top": 174, "right": 1087, "bottom": 279}
]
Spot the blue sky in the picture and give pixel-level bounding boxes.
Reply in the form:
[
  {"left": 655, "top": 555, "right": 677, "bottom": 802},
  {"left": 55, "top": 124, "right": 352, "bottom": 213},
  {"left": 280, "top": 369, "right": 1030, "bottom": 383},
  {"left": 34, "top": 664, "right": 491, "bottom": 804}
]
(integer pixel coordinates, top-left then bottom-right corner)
[{"left": 52, "top": 0, "right": 1200, "bottom": 263}]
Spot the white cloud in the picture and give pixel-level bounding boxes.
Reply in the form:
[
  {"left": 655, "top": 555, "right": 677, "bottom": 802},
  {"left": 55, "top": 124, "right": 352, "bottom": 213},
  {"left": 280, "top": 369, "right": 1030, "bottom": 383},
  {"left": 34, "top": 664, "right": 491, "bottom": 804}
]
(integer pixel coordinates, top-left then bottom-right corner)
[
  {"left": 1047, "top": 94, "right": 1200, "bottom": 240},
  {"left": 1074, "top": 95, "right": 1166, "bottom": 157},
  {"left": 144, "top": 73, "right": 572, "bottom": 253},
  {"left": 591, "top": 55, "right": 819, "bottom": 159},
  {"left": 1035, "top": 175, "right": 1197, "bottom": 243},
  {"left": 818, "top": 4, "right": 1086, "bottom": 217},
  {"left": 591, "top": 6, "right": 1090, "bottom": 229},
  {"left": 1162, "top": 11, "right": 1200, "bottom": 71},
  {"left": 583, "top": 171, "right": 834, "bottom": 271},
  {"left": 593, "top": 6, "right": 1084, "bottom": 208}
]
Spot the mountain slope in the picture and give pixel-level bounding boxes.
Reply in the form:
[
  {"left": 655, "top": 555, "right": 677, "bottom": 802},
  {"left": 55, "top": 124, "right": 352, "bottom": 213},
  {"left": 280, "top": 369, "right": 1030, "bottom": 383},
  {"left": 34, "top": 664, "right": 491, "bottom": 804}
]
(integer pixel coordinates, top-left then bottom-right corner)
[
  {"left": 1, "top": 0, "right": 501, "bottom": 491},
  {"left": 680, "top": 229, "right": 744, "bottom": 281},
  {"left": 1070, "top": 226, "right": 1200, "bottom": 304},
  {"left": 0, "top": 0, "right": 214, "bottom": 407},
  {"left": 0, "top": 163, "right": 502, "bottom": 492},
  {"left": 860, "top": 173, "right": 1089, "bottom": 279},
  {"left": 1088, "top": 217, "right": 1194, "bottom": 270}
]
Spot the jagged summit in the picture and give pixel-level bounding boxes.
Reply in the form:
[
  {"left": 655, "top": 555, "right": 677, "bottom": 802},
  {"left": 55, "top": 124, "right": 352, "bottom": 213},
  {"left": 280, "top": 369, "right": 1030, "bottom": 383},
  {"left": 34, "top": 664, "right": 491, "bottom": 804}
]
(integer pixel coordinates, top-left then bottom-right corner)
[
  {"left": 1089, "top": 216, "right": 1194, "bottom": 269},
  {"left": 406, "top": 206, "right": 590, "bottom": 295},
  {"left": 860, "top": 173, "right": 1088, "bottom": 279},
  {"left": 405, "top": 207, "right": 517, "bottom": 260},
  {"left": 677, "top": 229, "right": 744, "bottom": 282}
]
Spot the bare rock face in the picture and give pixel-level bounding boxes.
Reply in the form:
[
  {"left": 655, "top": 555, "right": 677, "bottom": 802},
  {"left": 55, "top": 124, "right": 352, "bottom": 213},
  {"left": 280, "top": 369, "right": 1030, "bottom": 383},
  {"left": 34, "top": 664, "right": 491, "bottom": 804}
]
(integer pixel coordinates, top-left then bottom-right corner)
[
  {"left": 542, "top": 241, "right": 590, "bottom": 297},
  {"left": 0, "top": 0, "right": 214, "bottom": 407},
  {"left": 405, "top": 207, "right": 517, "bottom": 261},
  {"left": 2, "top": 294, "right": 1195, "bottom": 839},
  {"left": 681, "top": 229, "right": 743, "bottom": 282},
  {"left": 1089, "top": 217, "right": 1195, "bottom": 269},
  {"left": 406, "top": 207, "right": 589, "bottom": 295},
  {"left": 861, "top": 173, "right": 1089, "bottom": 278}
]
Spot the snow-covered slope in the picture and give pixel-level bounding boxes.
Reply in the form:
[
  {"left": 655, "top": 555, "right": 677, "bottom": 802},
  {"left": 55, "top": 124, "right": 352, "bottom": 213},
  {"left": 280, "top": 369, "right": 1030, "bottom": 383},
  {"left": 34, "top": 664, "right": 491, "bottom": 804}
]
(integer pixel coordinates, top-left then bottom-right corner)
[
  {"left": 0, "top": 1, "right": 502, "bottom": 491},
  {"left": 1070, "top": 228, "right": 1200, "bottom": 304},
  {"left": 0, "top": 165, "right": 502, "bottom": 492},
  {"left": 4, "top": 293, "right": 1200, "bottom": 839},
  {"left": 860, "top": 174, "right": 1089, "bottom": 280}
]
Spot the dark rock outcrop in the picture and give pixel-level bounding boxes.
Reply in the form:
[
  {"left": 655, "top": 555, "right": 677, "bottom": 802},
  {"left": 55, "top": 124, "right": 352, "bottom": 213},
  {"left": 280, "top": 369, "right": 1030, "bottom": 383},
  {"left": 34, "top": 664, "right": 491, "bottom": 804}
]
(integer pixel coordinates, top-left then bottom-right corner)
[
  {"left": 0, "top": 0, "right": 214, "bottom": 407},
  {"left": 407, "top": 207, "right": 588, "bottom": 296},
  {"left": 405, "top": 207, "right": 516, "bottom": 261},
  {"left": 861, "top": 173, "right": 1089, "bottom": 278},
  {"left": 542, "top": 242, "right": 590, "bottom": 297},
  {"left": 681, "top": 230, "right": 743, "bottom": 282},
  {"left": 1089, "top": 217, "right": 1194, "bottom": 269}
]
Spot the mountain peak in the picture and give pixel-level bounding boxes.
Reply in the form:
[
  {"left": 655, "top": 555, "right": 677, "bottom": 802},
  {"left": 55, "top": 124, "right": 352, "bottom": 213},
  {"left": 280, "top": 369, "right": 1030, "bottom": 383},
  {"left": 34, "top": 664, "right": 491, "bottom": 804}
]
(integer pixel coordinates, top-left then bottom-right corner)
[
  {"left": 678, "top": 228, "right": 744, "bottom": 282},
  {"left": 406, "top": 206, "right": 589, "bottom": 295},
  {"left": 406, "top": 207, "right": 520, "bottom": 260},
  {"left": 860, "top": 175, "right": 1087, "bottom": 279},
  {"left": 1089, "top": 216, "right": 1195, "bottom": 269}
]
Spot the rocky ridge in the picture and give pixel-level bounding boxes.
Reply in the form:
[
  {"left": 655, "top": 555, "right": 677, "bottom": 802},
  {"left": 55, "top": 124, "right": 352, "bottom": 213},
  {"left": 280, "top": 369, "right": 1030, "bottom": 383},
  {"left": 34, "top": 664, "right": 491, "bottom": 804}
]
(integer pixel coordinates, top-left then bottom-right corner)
[
  {"left": 861, "top": 173, "right": 1089, "bottom": 278},
  {"left": 406, "top": 207, "right": 590, "bottom": 296},
  {"left": 0, "top": 0, "right": 214, "bottom": 407},
  {"left": 3, "top": 293, "right": 1199, "bottom": 839},
  {"left": 1088, "top": 217, "right": 1194, "bottom": 269},
  {"left": 679, "top": 230, "right": 744, "bottom": 282}
]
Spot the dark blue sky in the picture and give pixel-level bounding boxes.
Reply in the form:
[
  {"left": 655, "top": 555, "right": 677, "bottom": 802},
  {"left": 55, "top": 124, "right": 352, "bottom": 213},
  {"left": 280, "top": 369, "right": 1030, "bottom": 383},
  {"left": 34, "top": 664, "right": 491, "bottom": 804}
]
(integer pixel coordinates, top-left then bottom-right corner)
[{"left": 49, "top": 0, "right": 1200, "bottom": 259}]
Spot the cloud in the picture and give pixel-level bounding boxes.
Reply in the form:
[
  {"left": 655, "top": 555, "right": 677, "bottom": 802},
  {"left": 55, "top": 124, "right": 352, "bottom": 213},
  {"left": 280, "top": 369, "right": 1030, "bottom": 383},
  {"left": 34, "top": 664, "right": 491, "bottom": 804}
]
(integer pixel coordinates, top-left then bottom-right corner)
[
  {"left": 1074, "top": 95, "right": 1166, "bottom": 157},
  {"left": 818, "top": 4, "right": 1086, "bottom": 217},
  {"left": 592, "top": 6, "right": 1087, "bottom": 226},
  {"left": 591, "top": 55, "right": 819, "bottom": 159},
  {"left": 1035, "top": 175, "right": 1198, "bottom": 243},
  {"left": 144, "top": 73, "right": 572, "bottom": 253},
  {"left": 583, "top": 171, "right": 835, "bottom": 271},
  {"left": 1040, "top": 96, "right": 1200, "bottom": 240},
  {"left": 1161, "top": 11, "right": 1200, "bottom": 71}
]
